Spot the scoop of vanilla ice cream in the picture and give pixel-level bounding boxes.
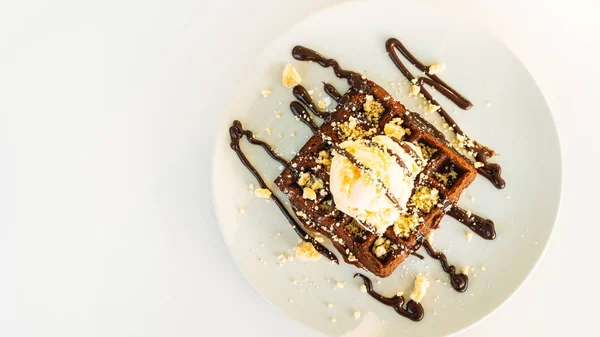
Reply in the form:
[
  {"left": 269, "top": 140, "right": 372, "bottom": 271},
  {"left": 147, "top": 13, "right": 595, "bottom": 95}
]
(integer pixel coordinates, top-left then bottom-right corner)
[{"left": 329, "top": 135, "right": 424, "bottom": 234}]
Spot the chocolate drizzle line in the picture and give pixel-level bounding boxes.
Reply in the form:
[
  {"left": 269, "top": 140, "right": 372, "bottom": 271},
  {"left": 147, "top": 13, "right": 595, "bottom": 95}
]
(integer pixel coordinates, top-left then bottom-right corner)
[
  {"left": 410, "top": 251, "right": 425, "bottom": 260},
  {"left": 332, "top": 144, "right": 401, "bottom": 209},
  {"left": 369, "top": 141, "right": 409, "bottom": 172},
  {"left": 420, "top": 238, "right": 468, "bottom": 292},
  {"left": 391, "top": 136, "right": 419, "bottom": 161},
  {"left": 447, "top": 205, "right": 496, "bottom": 240},
  {"left": 229, "top": 120, "right": 338, "bottom": 263},
  {"left": 293, "top": 85, "right": 329, "bottom": 118},
  {"left": 323, "top": 82, "right": 341, "bottom": 102},
  {"left": 385, "top": 38, "right": 505, "bottom": 189},
  {"left": 292, "top": 45, "right": 369, "bottom": 91},
  {"left": 289, "top": 101, "right": 318, "bottom": 133},
  {"left": 229, "top": 120, "right": 289, "bottom": 168},
  {"left": 354, "top": 273, "right": 424, "bottom": 322}
]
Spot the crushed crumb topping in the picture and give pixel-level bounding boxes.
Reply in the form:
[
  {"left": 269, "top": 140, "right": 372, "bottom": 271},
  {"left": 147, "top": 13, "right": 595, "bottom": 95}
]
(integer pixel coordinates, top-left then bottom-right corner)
[
  {"left": 303, "top": 187, "right": 317, "bottom": 200},
  {"left": 465, "top": 230, "right": 474, "bottom": 242},
  {"left": 363, "top": 95, "right": 385, "bottom": 123},
  {"left": 261, "top": 89, "right": 272, "bottom": 97},
  {"left": 254, "top": 188, "right": 272, "bottom": 199},
  {"left": 316, "top": 150, "right": 332, "bottom": 171},
  {"left": 297, "top": 172, "right": 311, "bottom": 186},
  {"left": 353, "top": 311, "right": 361, "bottom": 320},
  {"left": 334, "top": 117, "right": 377, "bottom": 141},
  {"left": 294, "top": 241, "right": 321, "bottom": 261},
  {"left": 282, "top": 64, "right": 302, "bottom": 88},
  {"left": 461, "top": 266, "right": 471, "bottom": 275},
  {"left": 410, "top": 274, "right": 430, "bottom": 303},
  {"left": 393, "top": 212, "right": 421, "bottom": 238},
  {"left": 410, "top": 84, "right": 421, "bottom": 96},
  {"left": 411, "top": 185, "right": 440, "bottom": 213},
  {"left": 428, "top": 63, "right": 446, "bottom": 75},
  {"left": 360, "top": 284, "right": 367, "bottom": 293},
  {"left": 383, "top": 118, "right": 405, "bottom": 139},
  {"left": 372, "top": 237, "right": 393, "bottom": 259}
]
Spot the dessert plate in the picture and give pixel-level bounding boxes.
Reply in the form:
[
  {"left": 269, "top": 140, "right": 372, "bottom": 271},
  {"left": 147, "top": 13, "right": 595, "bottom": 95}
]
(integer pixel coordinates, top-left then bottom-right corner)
[{"left": 211, "top": 1, "right": 561, "bottom": 336}]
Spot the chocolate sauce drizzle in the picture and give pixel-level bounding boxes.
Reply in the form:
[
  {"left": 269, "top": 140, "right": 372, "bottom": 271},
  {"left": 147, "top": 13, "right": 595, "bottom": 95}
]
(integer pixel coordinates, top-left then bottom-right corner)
[
  {"left": 332, "top": 144, "right": 401, "bottom": 209},
  {"left": 289, "top": 101, "right": 318, "bottom": 133},
  {"left": 420, "top": 238, "right": 468, "bottom": 292},
  {"left": 391, "top": 136, "right": 419, "bottom": 161},
  {"left": 230, "top": 120, "right": 289, "bottom": 168},
  {"left": 354, "top": 273, "right": 424, "bottom": 322},
  {"left": 385, "top": 38, "right": 505, "bottom": 189},
  {"left": 292, "top": 46, "right": 369, "bottom": 91},
  {"left": 447, "top": 205, "right": 496, "bottom": 240},
  {"left": 229, "top": 120, "right": 338, "bottom": 263},
  {"left": 369, "top": 141, "right": 409, "bottom": 172},
  {"left": 293, "top": 85, "right": 329, "bottom": 118},
  {"left": 323, "top": 82, "right": 341, "bottom": 102}
]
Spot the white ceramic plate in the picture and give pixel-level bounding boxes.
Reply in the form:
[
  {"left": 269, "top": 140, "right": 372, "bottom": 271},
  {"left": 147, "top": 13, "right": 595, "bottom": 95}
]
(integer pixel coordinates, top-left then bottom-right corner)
[{"left": 211, "top": 1, "right": 562, "bottom": 336}]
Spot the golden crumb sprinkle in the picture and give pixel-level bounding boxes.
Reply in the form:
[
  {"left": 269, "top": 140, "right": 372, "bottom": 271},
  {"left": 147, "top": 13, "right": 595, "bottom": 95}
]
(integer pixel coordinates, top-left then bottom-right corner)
[
  {"left": 295, "top": 241, "right": 321, "bottom": 261},
  {"left": 383, "top": 118, "right": 405, "bottom": 139},
  {"left": 363, "top": 95, "right": 385, "bottom": 123},
  {"left": 261, "top": 89, "right": 272, "bottom": 97},
  {"left": 428, "top": 62, "right": 446, "bottom": 75},
  {"left": 282, "top": 64, "right": 302, "bottom": 88},
  {"left": 303, "top": 187, "right": 317, "bottom": 200},
  {"left": 297, "top": 172, "right": 311, "bottom": 186},
  {"left": 411, "top": 185, "right": 440, "bottom": 213},
  {"left": 461, "top": 266, "right": 471, "bottom": 275},
  {"left": 393, "top": 212, "right": 421, "bottom": 238},
  {"left": 427, "top": 103, "right": 440, "bottom": 113},
  {"left": 254, "top": 188, "right": 272, "bottom": 199},
  {"left": 465, "top": 230, "right": 474, "bottom": 242},
  {"left": 410, "top": 84, "right": 421, "bottom": 96},
  {"left": 410, "top": 274, "right": 430, "bottom": 303}
]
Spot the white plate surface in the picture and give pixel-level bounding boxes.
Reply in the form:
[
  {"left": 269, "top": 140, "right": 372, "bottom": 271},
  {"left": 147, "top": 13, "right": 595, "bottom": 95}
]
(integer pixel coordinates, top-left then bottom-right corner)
[{"left": 212, "top": 1, "right": 561, "bottom": 336}]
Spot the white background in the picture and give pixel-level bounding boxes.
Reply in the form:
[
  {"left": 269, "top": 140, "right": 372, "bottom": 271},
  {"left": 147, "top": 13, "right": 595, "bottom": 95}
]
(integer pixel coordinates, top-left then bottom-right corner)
[{"left": 0, "top": 0, "right": 598, "bottom": 336}]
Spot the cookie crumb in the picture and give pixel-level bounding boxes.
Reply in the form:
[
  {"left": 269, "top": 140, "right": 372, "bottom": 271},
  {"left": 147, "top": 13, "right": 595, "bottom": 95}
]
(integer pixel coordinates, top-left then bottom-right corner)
[
  {"left": 254, "top": 188, "right": 272, "bottom": 199},
  {"left": 261, "top": 89, "right": 272, "bottom": 97},
  {"left": 465, "top": 231, "right": 473, "bottom": 242},
  {"left": 429, "top": 63, "right": 446, "bottom": 75},
  {"left": 282, "top": 64, "right": 302, "bottom": 88}
]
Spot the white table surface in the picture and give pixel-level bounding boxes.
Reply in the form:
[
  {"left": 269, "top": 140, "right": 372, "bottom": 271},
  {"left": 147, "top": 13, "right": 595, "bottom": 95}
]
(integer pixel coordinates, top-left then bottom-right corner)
[{"left": 0, "top": 0, "right": 598, "bottom": 336}]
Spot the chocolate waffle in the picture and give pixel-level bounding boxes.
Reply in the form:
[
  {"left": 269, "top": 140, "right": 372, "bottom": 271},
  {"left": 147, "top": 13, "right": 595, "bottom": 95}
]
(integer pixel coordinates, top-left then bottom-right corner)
[{"left": 275, "top": 80, "right": 477, "bottom": 277}]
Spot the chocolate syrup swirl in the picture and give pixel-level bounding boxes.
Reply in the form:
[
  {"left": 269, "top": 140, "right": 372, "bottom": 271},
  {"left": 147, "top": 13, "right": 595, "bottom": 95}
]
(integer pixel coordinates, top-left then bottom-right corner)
[
  {"left": 332, "top": 144, "right": 401, "bottom": 209},
  {"left": 229, "top": 120, "right": 338, "bottom": 263},
  {"left": 420, "top": 239, "right": 468, "bottom": 292},
  {"left": 292, "top": 45, "right": 369, "bottom": 91},
  {"left": 323, "top": 82, "right": 341, "bottom": 102},
  {"left": 293, "top": 85, "right": 329, "bottom": 118},
  {"left": 289, "top": 101, "right": 318, "bottom": 133},
  {"left": 447, "top": 205, "right": 496, "bottom": 240},
  {"left": 354, "top": 273, "right": 424, "bottom": 321},
  {"left": 385, "top": 38, "right": 505, "bottom": 189}
]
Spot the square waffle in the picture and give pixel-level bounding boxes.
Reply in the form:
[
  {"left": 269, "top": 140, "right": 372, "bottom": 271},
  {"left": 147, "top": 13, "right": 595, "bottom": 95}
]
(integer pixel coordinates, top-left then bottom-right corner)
[{"left": 275, "top": 80, "right": 477, "bottom": 277}]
